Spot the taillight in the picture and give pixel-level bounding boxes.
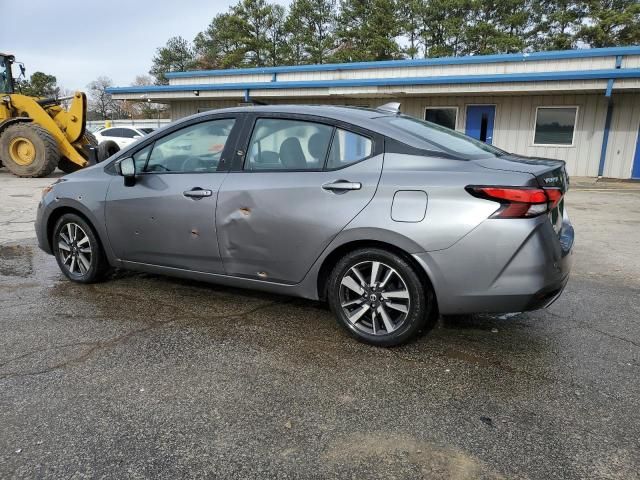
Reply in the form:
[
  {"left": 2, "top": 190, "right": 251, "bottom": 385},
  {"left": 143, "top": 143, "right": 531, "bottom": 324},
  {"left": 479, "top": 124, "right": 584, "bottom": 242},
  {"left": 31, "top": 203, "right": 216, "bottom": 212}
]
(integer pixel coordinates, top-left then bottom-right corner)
[{"left": 466, "top": 186, "right": 563, "bottom": 218}]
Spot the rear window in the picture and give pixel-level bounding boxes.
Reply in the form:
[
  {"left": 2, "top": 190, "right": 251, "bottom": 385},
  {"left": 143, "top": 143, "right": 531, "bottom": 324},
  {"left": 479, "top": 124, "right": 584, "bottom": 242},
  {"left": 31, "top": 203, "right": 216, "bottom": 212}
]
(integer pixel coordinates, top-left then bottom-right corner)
[{"left": 381, "top": 116, "right": 505, "bottom": 159}]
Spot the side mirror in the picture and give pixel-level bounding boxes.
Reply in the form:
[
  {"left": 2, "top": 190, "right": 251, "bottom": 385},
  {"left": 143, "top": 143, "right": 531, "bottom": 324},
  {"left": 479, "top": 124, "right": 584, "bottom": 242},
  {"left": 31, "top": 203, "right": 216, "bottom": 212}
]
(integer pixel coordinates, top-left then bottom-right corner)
[{"left": 116, "top": 157, "right": 136, "bottom": 187}]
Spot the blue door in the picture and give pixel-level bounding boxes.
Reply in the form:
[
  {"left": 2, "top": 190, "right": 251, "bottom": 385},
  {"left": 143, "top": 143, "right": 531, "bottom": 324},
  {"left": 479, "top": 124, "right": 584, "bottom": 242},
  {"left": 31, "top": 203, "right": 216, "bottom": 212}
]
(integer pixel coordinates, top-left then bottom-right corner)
[
  {"left": 633, "top": 125, "right": 640, "bottom": 179},
  {"left": 465, "top": 105, "right": 496, "bottom": 144}
]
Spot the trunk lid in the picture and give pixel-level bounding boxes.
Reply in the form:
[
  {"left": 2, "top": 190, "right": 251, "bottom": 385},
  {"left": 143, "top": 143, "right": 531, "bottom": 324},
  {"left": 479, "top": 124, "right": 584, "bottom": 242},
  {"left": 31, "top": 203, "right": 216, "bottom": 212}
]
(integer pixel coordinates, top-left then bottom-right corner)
[{"left": 475, "top": 154, "right": 569, "bottom": 191}]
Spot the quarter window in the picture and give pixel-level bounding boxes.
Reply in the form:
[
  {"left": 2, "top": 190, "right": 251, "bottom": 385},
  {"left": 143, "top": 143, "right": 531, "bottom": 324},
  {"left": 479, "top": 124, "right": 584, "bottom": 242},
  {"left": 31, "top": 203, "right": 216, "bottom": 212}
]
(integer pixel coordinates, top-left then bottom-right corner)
[
  {"left": 144, "top": 118, "right": 235, "bottom": 173},
  {"left": 245, "top": 118, "right": 333, "bottom": 171},
  {"left": 425, "top": 107, "right": 457, "bottom": 130},
  {"left": 326, "top": 129, "right": 372, "bottom": 169},
  {"left": 533, "top": 107, "right": 578, "bottom": 146}
]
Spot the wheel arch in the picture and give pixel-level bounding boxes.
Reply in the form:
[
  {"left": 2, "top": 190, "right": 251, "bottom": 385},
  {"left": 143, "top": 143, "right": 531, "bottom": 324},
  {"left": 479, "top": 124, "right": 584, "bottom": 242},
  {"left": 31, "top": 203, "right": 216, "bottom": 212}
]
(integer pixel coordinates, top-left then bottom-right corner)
[
  {"left": 316, "top": 237, "right": 438, "bottom": 315},
  {"left": 45, "top": 204, "right": 107, "bottom": 258}
]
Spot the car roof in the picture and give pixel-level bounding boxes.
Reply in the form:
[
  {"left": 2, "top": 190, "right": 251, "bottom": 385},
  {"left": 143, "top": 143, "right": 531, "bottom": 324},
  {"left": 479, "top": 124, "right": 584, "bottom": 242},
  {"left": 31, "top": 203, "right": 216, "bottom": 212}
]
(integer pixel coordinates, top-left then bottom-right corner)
[{"left": 195, "top": 104, "right": 392, "bottom": 124}]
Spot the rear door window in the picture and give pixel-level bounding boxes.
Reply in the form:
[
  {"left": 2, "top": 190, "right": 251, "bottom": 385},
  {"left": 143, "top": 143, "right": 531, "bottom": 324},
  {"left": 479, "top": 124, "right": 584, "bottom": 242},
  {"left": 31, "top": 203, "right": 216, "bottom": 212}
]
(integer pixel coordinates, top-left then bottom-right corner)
[{"left": 245, "top": 118, "right": 333, "bottom": 171}]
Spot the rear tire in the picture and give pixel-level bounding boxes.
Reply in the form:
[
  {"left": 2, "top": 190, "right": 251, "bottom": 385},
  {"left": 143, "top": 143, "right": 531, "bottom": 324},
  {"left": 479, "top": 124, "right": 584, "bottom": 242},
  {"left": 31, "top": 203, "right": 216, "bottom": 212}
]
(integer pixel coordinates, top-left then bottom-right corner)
[
  {"left": 97, "top": 140, "right": 120, "bottom": 162},
  {"left": 0, "top": 123, "right": 59, "bottom": 177},
  {"left": 327, "top": 248, "right": 434, "bottom": 347},
  {"left": 53, "top": 213, "right": 110, "bottom": 283}
]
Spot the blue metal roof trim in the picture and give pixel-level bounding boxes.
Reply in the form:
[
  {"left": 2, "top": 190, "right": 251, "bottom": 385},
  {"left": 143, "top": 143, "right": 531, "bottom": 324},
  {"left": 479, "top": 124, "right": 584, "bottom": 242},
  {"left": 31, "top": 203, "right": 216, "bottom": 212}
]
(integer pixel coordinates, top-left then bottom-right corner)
[
  {"left": 107, "top": 68, "right": 640, "bottom": 94},
  {"left": 164, "top": 46, "right": 640, "bottom": 79}
]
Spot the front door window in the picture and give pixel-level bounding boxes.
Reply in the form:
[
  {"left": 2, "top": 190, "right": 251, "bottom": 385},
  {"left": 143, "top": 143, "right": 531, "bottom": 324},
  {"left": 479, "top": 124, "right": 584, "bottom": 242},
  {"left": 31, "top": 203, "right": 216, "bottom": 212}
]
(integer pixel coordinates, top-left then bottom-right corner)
[{"left": 145, "top": 119, "right": 236, "bottom": 173}]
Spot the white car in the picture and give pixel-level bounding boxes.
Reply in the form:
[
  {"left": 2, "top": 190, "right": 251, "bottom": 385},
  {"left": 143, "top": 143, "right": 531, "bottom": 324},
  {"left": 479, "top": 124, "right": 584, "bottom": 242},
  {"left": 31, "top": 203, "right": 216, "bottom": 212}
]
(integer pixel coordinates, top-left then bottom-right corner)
[{"left": 93, "top": 126, "right": 154, "bottom": 148}]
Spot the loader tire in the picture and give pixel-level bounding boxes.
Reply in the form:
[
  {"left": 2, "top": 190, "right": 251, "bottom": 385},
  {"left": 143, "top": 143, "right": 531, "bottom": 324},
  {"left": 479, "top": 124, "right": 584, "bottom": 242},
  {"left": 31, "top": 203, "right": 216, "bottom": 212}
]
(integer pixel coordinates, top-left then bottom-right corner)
[
  {"left": 0, "top": 123, "right": 60, "bottom": 178},
  {"left": 97, "top": 140, "right": 120, "bottom": 162},
  {"left": 58, "top": 132, "right": 100, "bottom": 174},
  {"left": 83, "top": 131, "right": 99, "bottom": 147}
]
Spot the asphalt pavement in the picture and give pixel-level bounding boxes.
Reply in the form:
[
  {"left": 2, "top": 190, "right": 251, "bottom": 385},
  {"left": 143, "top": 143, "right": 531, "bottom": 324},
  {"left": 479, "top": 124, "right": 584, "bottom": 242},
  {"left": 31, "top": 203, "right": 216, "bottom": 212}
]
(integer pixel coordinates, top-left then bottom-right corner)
[{"left": 0, "top": 172, "right": 639, "bottom": 479}]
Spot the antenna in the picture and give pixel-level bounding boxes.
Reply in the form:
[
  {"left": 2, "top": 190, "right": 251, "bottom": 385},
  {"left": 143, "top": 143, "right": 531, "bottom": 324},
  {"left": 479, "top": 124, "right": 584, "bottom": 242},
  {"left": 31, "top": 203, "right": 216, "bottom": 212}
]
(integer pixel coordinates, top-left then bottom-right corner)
[{"left": 377, "top": 102, "right": 401, "bottom": 114}]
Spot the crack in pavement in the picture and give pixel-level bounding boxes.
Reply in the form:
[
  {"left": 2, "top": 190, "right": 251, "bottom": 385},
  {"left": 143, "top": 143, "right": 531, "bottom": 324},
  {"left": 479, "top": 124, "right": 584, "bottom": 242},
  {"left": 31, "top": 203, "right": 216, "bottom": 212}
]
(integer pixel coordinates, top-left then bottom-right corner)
[
  {"left": 0, "top": 300, "right": 283, "bottom": 380},
  {"left": 546, "top": 309, "right": 640, "bottom": 349}
]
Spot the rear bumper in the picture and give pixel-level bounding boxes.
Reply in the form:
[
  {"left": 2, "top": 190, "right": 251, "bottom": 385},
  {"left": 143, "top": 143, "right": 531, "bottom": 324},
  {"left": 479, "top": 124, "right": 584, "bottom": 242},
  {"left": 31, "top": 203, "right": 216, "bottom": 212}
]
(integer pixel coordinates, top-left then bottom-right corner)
[{"left": 413, "top": 210, "right": 574, "bottom": 315}]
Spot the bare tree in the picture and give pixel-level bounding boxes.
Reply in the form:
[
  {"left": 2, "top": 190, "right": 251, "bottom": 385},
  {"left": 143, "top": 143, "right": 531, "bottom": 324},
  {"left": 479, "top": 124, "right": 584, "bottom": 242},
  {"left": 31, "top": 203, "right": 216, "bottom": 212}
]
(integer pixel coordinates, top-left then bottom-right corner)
[{"left": 87, "top": 76, "right": 118, "bottom": 120}]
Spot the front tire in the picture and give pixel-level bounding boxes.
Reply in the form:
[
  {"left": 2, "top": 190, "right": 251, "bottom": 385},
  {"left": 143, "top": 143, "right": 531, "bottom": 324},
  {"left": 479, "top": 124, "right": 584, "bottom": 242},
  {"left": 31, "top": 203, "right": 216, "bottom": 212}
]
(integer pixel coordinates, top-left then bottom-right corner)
[
  {"left": 327, "top": 248, "right": 434, "bottom": 347},
  {"left": 52, "top": 213, "right": 109, "bottom": 283},
  {"left": 0, "top": 123, "right": 60, "bottom": 177}
]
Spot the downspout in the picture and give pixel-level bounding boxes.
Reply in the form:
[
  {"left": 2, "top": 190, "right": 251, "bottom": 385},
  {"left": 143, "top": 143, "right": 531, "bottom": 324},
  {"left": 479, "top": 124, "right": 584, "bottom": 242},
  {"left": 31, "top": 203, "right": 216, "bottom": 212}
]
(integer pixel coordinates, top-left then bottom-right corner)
[{"left": 598, "top": 55, "right": 623, "bottom": 177}]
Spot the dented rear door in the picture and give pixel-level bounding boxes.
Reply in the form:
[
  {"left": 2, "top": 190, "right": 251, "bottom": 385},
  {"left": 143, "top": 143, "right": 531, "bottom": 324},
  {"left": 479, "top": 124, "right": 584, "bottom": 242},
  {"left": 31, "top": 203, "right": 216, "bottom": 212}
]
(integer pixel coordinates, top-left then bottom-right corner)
[{"left": 216, "top": 114, "right": 384, "bottom": 284}]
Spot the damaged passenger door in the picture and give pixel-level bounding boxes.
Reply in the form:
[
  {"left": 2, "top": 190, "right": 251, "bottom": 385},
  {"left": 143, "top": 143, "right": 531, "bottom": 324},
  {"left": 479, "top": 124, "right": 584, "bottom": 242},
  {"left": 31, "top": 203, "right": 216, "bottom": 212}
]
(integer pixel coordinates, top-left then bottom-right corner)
[
  {"left": 105, "top": 115, "right": 241, "bottom": 273},
  {"left": 216, "top": 114, "right": 383, "bottom": 284}
]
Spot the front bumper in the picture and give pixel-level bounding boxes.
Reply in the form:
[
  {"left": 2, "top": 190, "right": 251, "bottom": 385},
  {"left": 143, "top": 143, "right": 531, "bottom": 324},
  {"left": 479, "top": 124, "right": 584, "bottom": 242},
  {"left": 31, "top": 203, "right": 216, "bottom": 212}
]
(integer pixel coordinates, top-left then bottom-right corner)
[
  {"left": 413, "top": 210, "right": 574, "bottom": 315},
  {"left": 35, "top": 199, "right": 53, "bottom": 254}
]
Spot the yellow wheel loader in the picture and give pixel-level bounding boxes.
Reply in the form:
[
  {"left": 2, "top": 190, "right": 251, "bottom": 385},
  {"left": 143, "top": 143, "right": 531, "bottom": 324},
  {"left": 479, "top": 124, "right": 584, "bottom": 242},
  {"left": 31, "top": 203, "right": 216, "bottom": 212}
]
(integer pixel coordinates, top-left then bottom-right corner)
[{"left": 0, "top": 52, "right": 117, "bottom": 178}]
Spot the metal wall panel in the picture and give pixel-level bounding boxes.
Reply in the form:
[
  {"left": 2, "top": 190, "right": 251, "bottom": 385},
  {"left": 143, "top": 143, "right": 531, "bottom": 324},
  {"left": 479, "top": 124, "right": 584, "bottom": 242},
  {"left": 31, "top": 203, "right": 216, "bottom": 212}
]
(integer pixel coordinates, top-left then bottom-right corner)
[
  {"left": 171, "top": 74, "right": 272, "bottom": 85},
  {"left": 603, "top": 93, "right": 640, "bottom": 178},
  {"left": 397, "top": 94, "right": 609, "bottom": 177},
  {"left": 169, "top": 92, "right": 640, "bottom": 178}
]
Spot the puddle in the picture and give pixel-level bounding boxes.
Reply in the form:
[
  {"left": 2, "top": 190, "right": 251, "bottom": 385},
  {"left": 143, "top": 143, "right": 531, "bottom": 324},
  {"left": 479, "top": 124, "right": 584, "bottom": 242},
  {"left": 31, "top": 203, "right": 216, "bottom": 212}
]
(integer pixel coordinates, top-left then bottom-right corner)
[{"left": 0, "top": 245, "right": 34, "bottom": 277}]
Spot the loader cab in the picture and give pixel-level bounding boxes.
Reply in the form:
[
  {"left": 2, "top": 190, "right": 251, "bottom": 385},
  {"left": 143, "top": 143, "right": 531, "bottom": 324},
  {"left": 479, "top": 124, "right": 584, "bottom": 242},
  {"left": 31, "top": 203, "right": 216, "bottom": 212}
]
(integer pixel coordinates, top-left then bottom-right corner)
[{"left": 0, "top": 53, "right": 15, "bottom": 94}]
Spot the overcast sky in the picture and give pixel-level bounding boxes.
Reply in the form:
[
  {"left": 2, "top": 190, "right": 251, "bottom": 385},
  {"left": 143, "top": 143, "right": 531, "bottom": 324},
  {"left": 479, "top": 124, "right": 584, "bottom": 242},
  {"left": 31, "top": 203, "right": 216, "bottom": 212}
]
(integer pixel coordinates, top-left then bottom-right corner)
[{"left": 2, "top": 0, "right": 291, "bottom": 91}]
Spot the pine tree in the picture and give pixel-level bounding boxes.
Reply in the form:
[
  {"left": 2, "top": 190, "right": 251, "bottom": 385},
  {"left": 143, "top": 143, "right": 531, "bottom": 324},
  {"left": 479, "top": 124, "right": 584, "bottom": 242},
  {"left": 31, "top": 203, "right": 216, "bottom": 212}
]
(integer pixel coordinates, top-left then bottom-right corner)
[
  {"left": 579, "top": 0, "right": 640, "bottom": 47},
  {"left": 334, "top": 0, "right": 401, "bottom": 62},
  {"left": 150, "top": 36, "right": 196, "bottom": 85},
  {"left": 531, "top": 0, "right": 587, "bottom": 50},
  {"left": 286, "top": 0, "right": 337, "bottom": 64},
  {"left": 419, "top": 0, "right": 470, "bottom": 57}
]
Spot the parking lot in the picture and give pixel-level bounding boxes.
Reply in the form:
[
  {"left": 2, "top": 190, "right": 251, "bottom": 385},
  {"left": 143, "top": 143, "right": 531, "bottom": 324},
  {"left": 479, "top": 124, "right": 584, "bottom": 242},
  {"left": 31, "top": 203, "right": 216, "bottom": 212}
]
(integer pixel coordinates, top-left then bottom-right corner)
[{"left": 0, "top": 170, "right": 639, "bottom": 479}]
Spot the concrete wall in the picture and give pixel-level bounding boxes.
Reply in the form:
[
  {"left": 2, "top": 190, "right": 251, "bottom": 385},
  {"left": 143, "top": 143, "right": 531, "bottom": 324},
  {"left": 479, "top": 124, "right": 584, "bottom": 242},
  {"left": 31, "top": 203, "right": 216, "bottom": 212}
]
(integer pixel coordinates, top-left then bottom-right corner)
[{"left": 169, "top": 91, "right": 640, "bottom": 179}]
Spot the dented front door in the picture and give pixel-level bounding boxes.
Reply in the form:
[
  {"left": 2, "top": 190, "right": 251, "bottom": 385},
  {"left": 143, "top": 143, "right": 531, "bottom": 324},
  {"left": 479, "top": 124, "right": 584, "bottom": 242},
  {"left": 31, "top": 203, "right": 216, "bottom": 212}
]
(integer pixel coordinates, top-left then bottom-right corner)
[
  {"left": 106, "top": 172, "right": 228, "bottom": 272},
  {"left": 105, "top": 116, "right": 240, "bottom": 273}
]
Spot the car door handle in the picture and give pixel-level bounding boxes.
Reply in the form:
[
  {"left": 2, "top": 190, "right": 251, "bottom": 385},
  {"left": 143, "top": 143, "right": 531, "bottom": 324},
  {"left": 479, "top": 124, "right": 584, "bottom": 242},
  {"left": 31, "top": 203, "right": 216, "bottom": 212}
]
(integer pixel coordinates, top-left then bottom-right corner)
[
  {"left": 183, "top": 188, "right": 213, "bottom": 198},
  {"left": 322, "top": 181, "right": 362, "bottom": 192}
]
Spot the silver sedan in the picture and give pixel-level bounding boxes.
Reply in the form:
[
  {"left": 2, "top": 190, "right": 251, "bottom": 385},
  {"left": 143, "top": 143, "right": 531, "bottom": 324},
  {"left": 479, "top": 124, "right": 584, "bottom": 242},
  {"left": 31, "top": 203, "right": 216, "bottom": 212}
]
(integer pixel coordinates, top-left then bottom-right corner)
[{"left": 36, "top": 104, "right": 574, "bottom": 346}]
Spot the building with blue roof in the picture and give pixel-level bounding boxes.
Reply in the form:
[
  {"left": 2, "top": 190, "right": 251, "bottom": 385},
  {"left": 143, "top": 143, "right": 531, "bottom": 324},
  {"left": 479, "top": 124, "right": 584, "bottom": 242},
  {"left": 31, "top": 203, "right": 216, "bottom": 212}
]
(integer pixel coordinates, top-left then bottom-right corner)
[{"left": 109, "top": 46, "right": 640, "bottom": 179}]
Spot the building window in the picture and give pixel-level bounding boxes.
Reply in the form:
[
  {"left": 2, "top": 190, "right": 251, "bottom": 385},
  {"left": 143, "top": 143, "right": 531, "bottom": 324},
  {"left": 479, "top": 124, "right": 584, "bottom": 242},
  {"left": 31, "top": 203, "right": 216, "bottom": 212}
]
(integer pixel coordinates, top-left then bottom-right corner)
[
  {"left": 533, "top": 107, "right": 578, "bottom": 146},
  {"left": 425, "top": 107, "right": 457, "bottom": 130}
]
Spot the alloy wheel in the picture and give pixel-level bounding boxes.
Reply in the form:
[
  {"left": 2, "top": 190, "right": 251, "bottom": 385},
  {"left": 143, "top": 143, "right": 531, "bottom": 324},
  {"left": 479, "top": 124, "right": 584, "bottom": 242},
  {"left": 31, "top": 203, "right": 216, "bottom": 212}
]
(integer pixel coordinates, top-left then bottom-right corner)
[
  {"left": 58, "top": 222, "right": 92, "bottom": 276},
  {"left": 339, "top": 260, "right": 411, "bottom": 336}
]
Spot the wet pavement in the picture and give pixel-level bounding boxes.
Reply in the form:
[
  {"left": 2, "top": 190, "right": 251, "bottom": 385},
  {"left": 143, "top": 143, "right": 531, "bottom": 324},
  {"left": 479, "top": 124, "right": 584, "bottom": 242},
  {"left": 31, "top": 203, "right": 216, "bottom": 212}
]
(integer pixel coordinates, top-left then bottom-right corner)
[{"left": 0, "top": 185, "right": 639, "bottom": 479}]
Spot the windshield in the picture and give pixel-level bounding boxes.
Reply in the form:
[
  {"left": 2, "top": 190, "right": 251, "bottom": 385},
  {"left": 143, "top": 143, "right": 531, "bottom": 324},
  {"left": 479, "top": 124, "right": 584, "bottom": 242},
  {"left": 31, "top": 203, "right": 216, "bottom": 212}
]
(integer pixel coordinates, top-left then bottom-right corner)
[
  {"left": 139, "top": 128, "right": 154, "bottom": 134},
  {"left": 0, "top": 57, "right": 12, "bottom": 94},
  {"left": 382, "top": 115, "right": 505, "bottom": 159}
]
